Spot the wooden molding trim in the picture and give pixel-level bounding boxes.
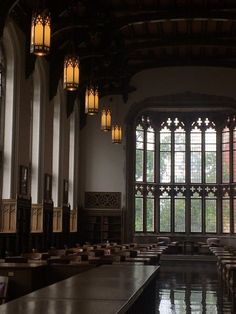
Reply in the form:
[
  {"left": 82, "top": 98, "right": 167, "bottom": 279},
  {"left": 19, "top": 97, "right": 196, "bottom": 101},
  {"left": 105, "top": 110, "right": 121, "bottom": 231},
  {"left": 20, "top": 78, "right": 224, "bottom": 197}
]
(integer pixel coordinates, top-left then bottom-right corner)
[{"left": 85, "top": 192, "right": 121, "bottom": 209}]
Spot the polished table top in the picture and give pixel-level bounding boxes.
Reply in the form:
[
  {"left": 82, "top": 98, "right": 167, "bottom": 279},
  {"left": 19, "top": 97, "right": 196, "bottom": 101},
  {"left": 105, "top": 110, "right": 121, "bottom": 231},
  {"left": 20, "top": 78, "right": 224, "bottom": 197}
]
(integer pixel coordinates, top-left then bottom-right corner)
[
  {"left": 0, "top": 262, "right": 47, "bottom": 269},
  {"left": 0, "top": 264, "right": 159, "bottom": 314}
]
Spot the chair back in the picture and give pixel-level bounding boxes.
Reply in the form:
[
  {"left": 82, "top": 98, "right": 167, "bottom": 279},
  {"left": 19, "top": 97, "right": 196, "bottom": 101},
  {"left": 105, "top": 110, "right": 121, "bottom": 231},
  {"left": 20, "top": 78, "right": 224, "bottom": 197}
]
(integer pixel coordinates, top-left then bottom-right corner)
[
  {"left": 22, "top": 253, "right": 42, "bottom": 260},
  {"left": 0, "top": 276, "right": 8, "bottom": 304},
  {"left": 4, "top": 256, "right": 28, "bottom": 263}
]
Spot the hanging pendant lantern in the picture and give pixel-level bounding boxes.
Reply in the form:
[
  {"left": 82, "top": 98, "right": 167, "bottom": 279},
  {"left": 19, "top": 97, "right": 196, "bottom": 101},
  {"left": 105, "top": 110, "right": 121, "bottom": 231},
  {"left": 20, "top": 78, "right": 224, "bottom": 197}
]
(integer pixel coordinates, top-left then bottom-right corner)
[
  {"left": 112, "top": 124, "right": 122, "bottom": 144},
  {"left": 30, "top": 11, "right": 51, "bottom": 56},
  {"left": 63, "top": 55, "right": 80, "bottom": 91},
  {"left": 101, "top": 109, "right": 112, "bottom": 132},
  {"left": 85, "top": 83, "right": 99, "bottom": 115}
]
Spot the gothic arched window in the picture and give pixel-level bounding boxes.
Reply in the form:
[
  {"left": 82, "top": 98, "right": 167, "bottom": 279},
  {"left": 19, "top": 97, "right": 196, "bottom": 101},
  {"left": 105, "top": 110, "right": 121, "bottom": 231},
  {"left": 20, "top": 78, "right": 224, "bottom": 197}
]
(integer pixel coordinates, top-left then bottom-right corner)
[{"left": 133, "top": 113, "right": 233, "bottom": 235}]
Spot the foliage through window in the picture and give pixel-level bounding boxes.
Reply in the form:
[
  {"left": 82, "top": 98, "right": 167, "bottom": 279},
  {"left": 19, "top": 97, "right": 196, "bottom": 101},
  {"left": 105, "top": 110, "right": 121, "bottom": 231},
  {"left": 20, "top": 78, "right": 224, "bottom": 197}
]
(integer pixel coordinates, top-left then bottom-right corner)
[{"left": 134, "top": 114, "right": 236, "bottom": 234}]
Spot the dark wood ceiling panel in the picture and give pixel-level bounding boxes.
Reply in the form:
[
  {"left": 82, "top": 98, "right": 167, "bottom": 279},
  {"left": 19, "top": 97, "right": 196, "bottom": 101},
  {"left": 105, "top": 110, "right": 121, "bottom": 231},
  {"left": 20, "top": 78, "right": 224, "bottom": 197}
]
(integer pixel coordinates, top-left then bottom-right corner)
[
  {"left": 221, "top": 20, "right": 233, "bottom": 33},
  {"left": 192, "top": 20, "right": 204, "bottom": 34},
  {"left": 206, "top": 19, "right": 218, "bottom": 34},
  {"left": 177, "top": 20, "right": 188, "bottom": 34},
  {"left": 162, "top": 20, "right": 174, "bottom": 35},
  {"left": 3, "top": 0, "right": 236, "bottom": 99}
]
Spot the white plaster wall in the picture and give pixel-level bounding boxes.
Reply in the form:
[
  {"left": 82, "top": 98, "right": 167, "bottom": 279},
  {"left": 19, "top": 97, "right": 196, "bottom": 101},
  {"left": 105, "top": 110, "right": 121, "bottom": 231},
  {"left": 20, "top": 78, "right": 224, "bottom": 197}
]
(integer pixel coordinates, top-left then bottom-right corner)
[
  {"left": 79, "top": 67, "right": 236, "bottom": 206},
  {"left": 44, "top": 98, "right": 54, "bottom": 175},
  {"left": 80, "top": 98, "right": 126, "bottom": 205}
]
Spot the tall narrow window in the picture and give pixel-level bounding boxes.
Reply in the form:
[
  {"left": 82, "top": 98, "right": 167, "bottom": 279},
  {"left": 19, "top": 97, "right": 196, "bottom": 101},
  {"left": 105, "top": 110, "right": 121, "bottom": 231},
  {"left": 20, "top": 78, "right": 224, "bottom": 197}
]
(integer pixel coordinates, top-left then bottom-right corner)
[
  {"left": 205, "top": 190, "right": 217, "bottom": 233},
  {"left": 135, "top": 124, "right": 144, "bottom": 182},
  {"left": 205, "top": 126, "right": 216, "bottom": 183},
  {"left": 222, "top": 127, "right": 230, "bottom": 183},
  {"left": 134, "top": 117, "right": 156, "bottom": 233},
  {"left": 191, "top": 190, "right": 202, "bottom": 233},
  {"left": 233, "top": 127, "right": 236, "bottom": 182},
  {"left": 2, "top": 25, "right": 20, "bottom": 199},
  {"left": 52, "top": 88, "right": 62, "bottom": 207},
  {"left": 174, "top": 126, "right": 186, "bottom": 183},
  {"left": 135, "top": 188, "right": 143, "bottom": 232},
  {"left": 160, "top": 126, "right": 171, "bottom": 183},
  {"left": 146, "top": 189, "right": 155, "bottom": 232},
  {"left": 31, "top": 60, "right": 46, "bottom": 204},
  {"left": 0, "top": 46, "right": 4, "bottom": 165},
  {"left": 191, "top": 126, "right": 202, "bottom": 183},
  {"left": 159, "top": 191, "right": 171, "bottom": 232},
  {"left": 234, "top": 197, "right": 236, "bottom": 234},
  {"left": 146, "top": 126, "right": 155, "bottom": 182},
  {"left": 222, "top": 192, "right": 230, "bottom": 233},
  {"left": 174, "top": 192, "right": 185, "bottom": 232},
  {"left": 68, "top": 110, "right": 75, "bottom": 208}
]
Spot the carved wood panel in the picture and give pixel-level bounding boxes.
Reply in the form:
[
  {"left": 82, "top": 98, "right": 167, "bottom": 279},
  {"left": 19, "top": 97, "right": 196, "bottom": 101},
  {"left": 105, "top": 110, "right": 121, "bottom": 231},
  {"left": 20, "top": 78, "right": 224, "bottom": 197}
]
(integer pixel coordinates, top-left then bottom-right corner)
[
  {"left": 85, "top": 192, "right": 121, "bottom": 209},
  {"left": 70, "top": 209, "right": 77, "bottom": 232},
  {"left": 53, "top": 207, "right": 62, "bottom": 232},
  {"left": 31, "top": 204, "right": 43, "bottom": 233},
  {"left": 0, "top": 199, "right": 17, "bottom": 233}
]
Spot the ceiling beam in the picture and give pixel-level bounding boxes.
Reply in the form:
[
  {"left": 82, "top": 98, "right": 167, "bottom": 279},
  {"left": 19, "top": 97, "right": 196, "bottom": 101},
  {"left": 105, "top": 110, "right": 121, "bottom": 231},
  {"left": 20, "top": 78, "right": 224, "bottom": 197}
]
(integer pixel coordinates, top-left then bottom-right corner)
[
  {"left": 127, "top": 56, "right": 236, "bottom": 70},
  {"left": 125, "top": 36, "right": 236, "bottom": 50},
  {"left": 118, "top": 10, "right": 236, "bottom": 29}
]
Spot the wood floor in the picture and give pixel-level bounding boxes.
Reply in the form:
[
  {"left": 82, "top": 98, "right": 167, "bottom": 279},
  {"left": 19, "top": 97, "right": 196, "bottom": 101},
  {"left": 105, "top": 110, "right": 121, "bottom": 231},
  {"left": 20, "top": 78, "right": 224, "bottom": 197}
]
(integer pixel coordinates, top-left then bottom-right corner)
[{"left": 155, "top": 261, "right": 232, "bottom": 314}]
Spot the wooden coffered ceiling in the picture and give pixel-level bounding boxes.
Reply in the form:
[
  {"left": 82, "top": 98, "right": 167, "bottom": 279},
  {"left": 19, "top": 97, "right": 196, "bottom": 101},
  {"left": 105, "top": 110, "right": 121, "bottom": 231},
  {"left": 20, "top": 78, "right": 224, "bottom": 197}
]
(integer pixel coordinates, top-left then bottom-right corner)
[{"left": 2, "top": 0, "right": 236, "bottom": 100}]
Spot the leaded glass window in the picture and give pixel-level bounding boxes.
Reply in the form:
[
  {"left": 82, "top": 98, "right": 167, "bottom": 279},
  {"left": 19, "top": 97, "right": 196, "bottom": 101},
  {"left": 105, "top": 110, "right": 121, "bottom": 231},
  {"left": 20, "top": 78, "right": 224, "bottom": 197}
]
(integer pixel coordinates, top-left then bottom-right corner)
[
  {"left": 191, "top": 191, "right": 202, "bottom": 233},
  {"left": 134, "top": 113, "right": 236, "bottom": 235},
  {"left": 234, "top": 197, "right": 236, "bottom": 233},
  {"left": 160, "top": 126, "right": 171, "bottom": 183},
  {"left": 205, "top": 190, "right": 217, "bottom": 233},
  {"left": 222, "top": 127, "right": 230, "bottom": 183},
  {"left": 174, "top": 192, "right": 185, "bottom": 232},
  {"left": 146, "top": 189, "right": 155, "bottom": 232},
  {"left": 135, "top": 124, "right": 144, "bottom": 182},
  {"left": 146, "top": 126, "right": 155, "bottom": 182},
  {"left": 174, "top": 126, "right": 186, "bottom": 183},
  {"left": 205, "top": 126, "right": 216, "bottom": 183},
  {"left": 159, "top": 191, "right": 171, "bottom": 232},
  {"left": 191, "top": 126, "right": 202, "bottom": 183},
  {"left": 233, "top": 127, "right": 236, "bottom": 182},
  {"left": 222, "top": 192, "right": 230, "bottom": 233},
  {"left": 135, "top": 188, "right": 143, "bottom": 232}
]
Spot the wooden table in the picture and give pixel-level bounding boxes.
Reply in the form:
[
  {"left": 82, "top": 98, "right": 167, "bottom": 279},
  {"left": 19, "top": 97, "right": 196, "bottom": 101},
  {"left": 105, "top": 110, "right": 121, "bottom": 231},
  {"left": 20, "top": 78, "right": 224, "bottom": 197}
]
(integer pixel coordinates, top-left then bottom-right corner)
[
  {"left": 0, "top": 262, "right": 47, "bottom": 300},
  {"left": 0, "top": 264, "right": 159, "bottom": 314}
]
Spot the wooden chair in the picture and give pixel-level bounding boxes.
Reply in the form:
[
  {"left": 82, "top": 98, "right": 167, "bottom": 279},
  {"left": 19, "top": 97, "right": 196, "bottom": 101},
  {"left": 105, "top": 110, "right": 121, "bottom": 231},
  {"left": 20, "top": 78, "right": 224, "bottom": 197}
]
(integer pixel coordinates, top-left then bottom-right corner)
[
  {"left": 22, "top": 252, "right": 42, "bottom": 260},
  {"left": 4, "top": 256, "right": 28, "bottom": 263},
  {"left": 0, "top": 276, "right": 8, "bottom": 304}
]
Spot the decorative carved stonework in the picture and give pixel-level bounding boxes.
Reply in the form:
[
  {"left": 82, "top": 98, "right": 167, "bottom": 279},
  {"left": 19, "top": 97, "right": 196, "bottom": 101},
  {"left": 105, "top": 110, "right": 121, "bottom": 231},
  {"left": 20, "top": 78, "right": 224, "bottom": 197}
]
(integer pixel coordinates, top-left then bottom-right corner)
[
  {"left": 85, "top": 192, "right": 121, "bottom": 209},
  {"left": 53, "top": 207, "right": 62, "bottom": 232},
  {"left": 0, "top": 199, "right": 17, "bottom": 233},
  {"left": 31, "top": 204, "right": 43, "bottom": 233},
  {"left": 70, "top": 209, "right": 77, "bottom": 232}
]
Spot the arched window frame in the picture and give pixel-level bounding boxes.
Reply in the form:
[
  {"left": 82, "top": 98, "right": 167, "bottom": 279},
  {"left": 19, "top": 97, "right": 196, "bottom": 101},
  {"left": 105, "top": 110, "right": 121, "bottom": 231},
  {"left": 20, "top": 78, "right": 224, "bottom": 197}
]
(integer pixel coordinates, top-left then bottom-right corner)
[
  {"left": 0, "top": 43, "right": 5, "bottom": 198},
  {"left": 134, "top": 116, "right": 156, "bottom": 233},
  {"left": 1, "top": 21, "right": 22, "bottom": 200},
  {"left": 52, "top": 82, "right": 65, "bottom": 208},
  {"left": 30, "top": 58, "right": 47, "bottom": 204},
  {"left": 132, "top": 112, "right": 230, "bottom": 236}
]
